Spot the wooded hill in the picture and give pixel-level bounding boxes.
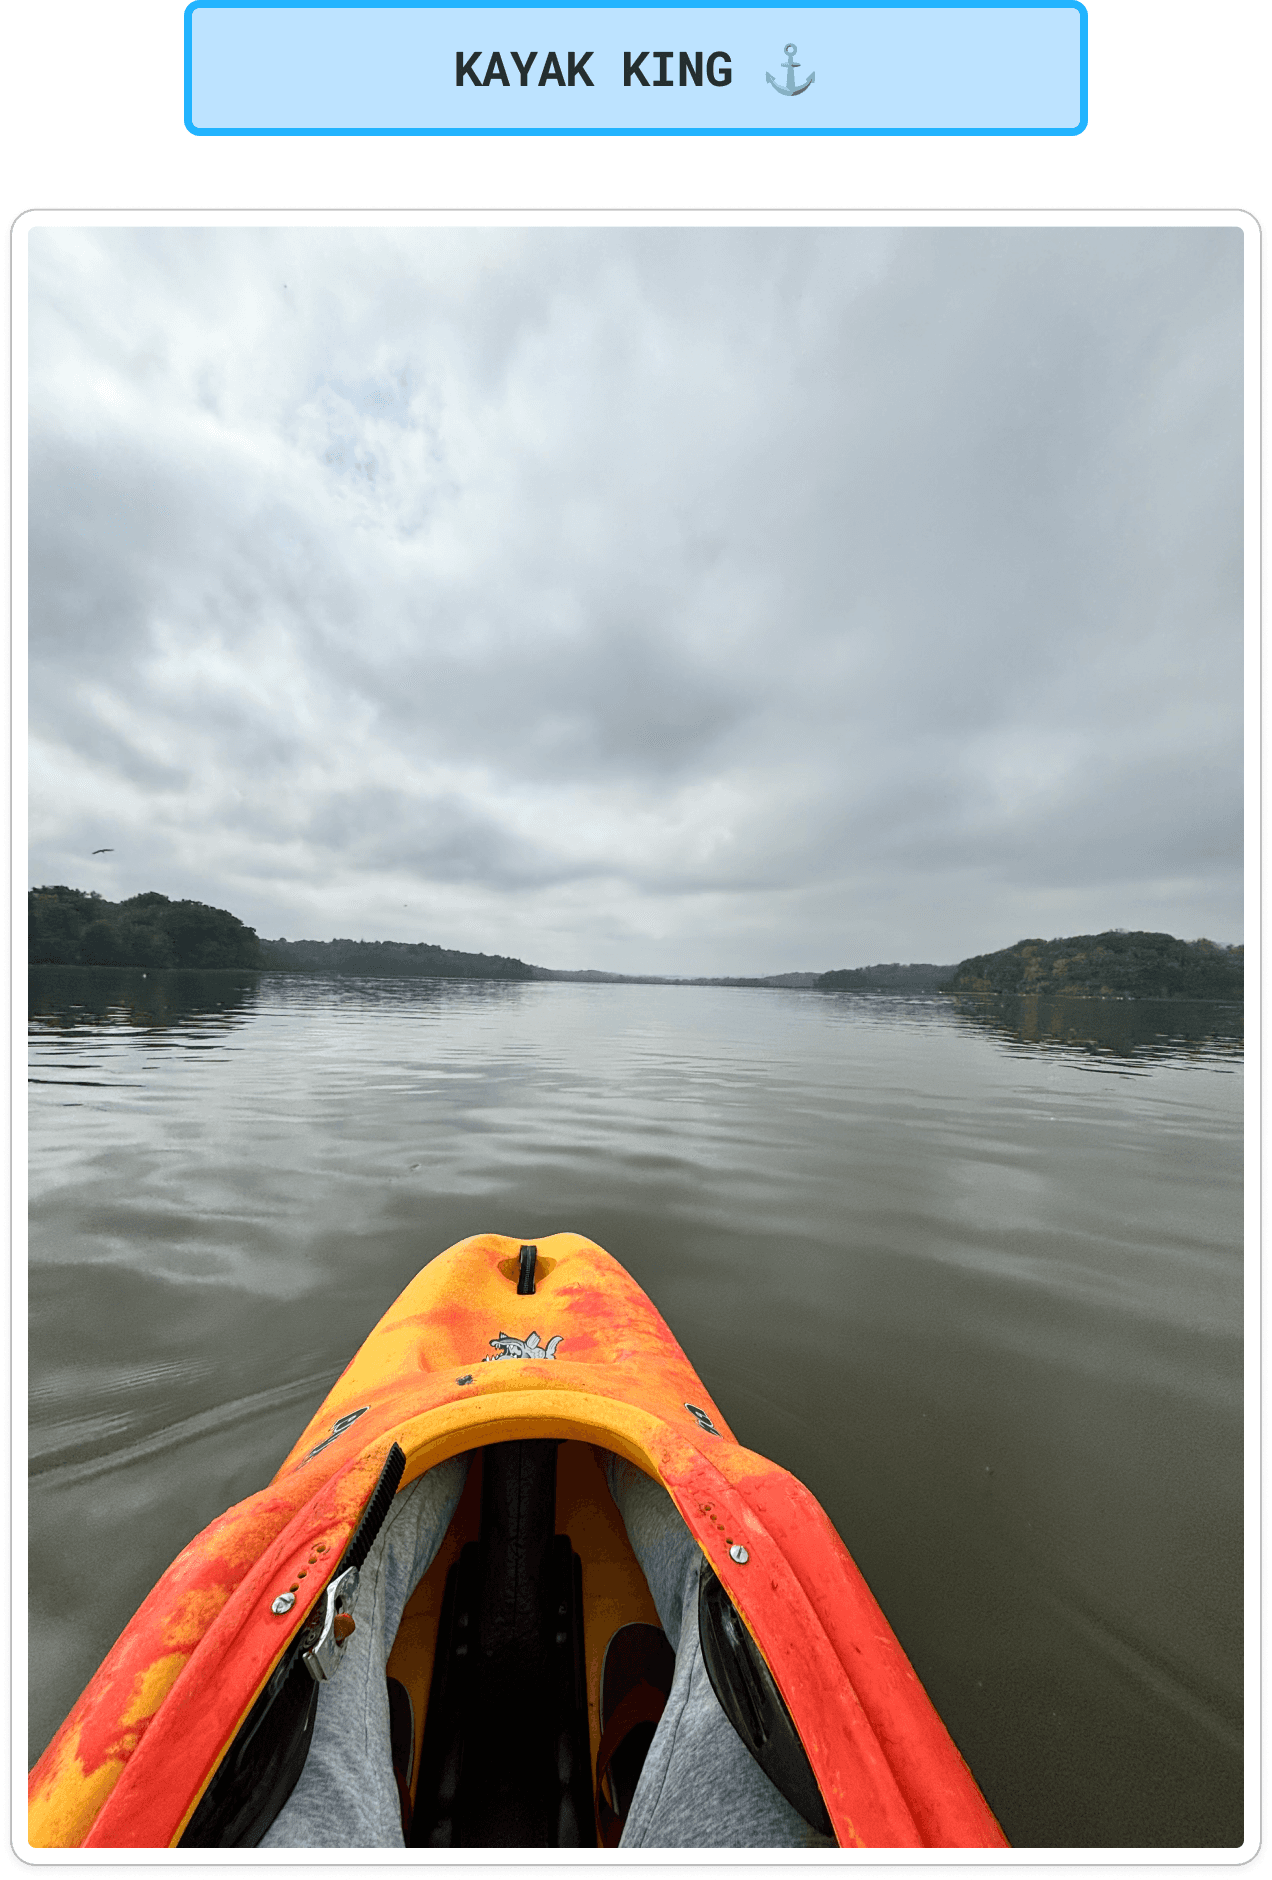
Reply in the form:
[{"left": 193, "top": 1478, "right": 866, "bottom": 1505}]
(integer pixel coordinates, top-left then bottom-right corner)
[
  {"left": 29, "top": 887, "right": 262, "bottom": 970},
  {"left": 940, "top": 931, "right": 1243, "bottom": 1001}
]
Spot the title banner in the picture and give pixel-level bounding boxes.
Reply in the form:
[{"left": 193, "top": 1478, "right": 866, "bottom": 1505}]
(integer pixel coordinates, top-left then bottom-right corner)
[{"left": 186, "top": 3, "right": 1087, "bottom": 134}]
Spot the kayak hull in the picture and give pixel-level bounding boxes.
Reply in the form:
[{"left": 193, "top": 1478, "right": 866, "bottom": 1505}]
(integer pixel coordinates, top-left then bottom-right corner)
[{"left": 29, "top": 1232, "right": 1007, "bottom": 1849}]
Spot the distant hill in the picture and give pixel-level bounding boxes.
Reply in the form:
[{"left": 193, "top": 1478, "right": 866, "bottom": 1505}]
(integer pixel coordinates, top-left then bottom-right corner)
[
  {"left": 940, "top": 931, "right": 1243, "bottom": 1001},
  {"left": 816, "top": 962, "right": 956, "bottom": 993},
  {"left": 29, "top": 887, "right": 262, "bottom": 970},
  {"left": 260, "top": 936, "right": 535, "bottom": 980}
]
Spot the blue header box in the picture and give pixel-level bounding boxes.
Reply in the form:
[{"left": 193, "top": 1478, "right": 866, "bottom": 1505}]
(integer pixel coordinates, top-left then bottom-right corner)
[{"left": 186, "top": 3, "right": 1087, "bottom": 135}]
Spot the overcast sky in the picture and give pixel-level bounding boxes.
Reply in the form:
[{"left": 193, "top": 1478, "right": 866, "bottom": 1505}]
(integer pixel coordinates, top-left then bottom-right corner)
[{"left": 27, "top": 225, "right": 1243, "bottom": 975}]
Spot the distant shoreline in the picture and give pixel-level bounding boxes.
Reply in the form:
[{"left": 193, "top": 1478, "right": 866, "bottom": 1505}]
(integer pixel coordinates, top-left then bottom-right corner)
[
  {"left": 28, "top": 961, "right": 1243, "bottom": 1004},
  {"left": 28, "top": 893, "right": 1243, "bottom": 1002}
]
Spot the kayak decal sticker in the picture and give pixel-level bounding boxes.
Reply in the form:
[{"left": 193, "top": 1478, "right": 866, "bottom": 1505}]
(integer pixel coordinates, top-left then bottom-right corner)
[
  {"left": 484, "top": 1331, "right": 562, "bottom": 1361},
  {"left": 304, "top": 1405, "right": 369, "bottom": 1460},
  {"left": 685, "top": 1402, "right": 721, "bottom": 1435}
]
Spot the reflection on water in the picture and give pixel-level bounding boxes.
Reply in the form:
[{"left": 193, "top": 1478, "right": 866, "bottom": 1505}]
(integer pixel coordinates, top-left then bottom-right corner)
[
  {"left": 29, "top": 965, "right": 265, "bottom": 1034},
  {"left": 27, "top": 971, "right": 1243, "bottom": 1847},
  {"left": 944, "top": 991, "right": 1243, "bottom": 1070}
]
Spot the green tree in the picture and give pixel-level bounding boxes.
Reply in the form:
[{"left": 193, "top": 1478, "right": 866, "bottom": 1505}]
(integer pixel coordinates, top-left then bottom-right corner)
[{"left": 28, "top": 886, "right": 262, "bottom": 969}]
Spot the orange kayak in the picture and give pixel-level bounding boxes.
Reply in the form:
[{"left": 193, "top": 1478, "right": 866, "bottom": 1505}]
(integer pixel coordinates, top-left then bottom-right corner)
[{"left": 28, "top": 1233, "right": 1007, "bottom": 1849}]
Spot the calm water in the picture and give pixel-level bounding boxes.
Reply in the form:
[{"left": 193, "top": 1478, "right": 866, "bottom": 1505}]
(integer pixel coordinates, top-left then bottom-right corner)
[{"left": 27, "top": 969, "right": 1244, "bottom": 1847}]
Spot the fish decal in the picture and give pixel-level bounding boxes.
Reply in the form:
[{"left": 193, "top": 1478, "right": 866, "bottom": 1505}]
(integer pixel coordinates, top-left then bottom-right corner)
[{"left": 484, "top": 1331, "right": 562, "bottom": 1361}]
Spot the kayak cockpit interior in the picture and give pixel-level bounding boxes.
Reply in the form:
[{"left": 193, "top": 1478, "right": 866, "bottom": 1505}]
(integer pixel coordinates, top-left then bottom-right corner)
[{"left": 178, "top": 1436, "right": 832, "bottom": 1849}]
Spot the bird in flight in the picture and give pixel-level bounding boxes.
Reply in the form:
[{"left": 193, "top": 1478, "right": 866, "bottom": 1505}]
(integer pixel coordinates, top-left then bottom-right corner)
[{"left": 91, "top": 847, "right": 114, "bottom": 855}]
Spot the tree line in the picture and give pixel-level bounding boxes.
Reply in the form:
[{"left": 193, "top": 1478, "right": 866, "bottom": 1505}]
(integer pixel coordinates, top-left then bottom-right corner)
[
  {"left": 259, "top": 937, "right": 535, "bottom": 979},
  {"left": 816, "top": 962, "right": 954, "bottom": 992}
]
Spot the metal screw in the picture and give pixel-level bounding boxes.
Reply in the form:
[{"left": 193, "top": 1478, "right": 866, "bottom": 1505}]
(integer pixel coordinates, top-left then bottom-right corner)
[
  {"left": 271, "top": 1592, "right": 296, "bottom": 1614},
  {"left": 729, "top": 1544, "right": 749, "bottom": 1565}
]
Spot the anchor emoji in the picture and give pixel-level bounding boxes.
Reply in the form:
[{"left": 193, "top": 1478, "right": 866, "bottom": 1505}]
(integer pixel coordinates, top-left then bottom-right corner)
[{"left": 766, "top": 43, "right": 815, "bottom": 97}]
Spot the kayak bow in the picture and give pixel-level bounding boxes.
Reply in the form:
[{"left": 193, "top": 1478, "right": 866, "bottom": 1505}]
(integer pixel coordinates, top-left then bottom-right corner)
[{"left": 28, "top": 1232, "right": 1007, "bottom": 1850}]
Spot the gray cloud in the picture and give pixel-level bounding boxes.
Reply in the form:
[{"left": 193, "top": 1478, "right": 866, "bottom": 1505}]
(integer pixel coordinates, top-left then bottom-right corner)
[{"left": 27, "top": 226, "right": 1243, "bottom": 972}]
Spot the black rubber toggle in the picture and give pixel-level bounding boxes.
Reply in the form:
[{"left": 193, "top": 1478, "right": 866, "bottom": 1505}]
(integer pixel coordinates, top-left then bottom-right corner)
[{"left": 517, "top": 1244, "right": 538, "bottom": 1295}]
